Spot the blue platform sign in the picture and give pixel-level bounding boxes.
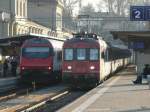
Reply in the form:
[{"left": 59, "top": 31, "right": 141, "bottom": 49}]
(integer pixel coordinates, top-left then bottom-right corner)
[
  {"left": 128, "top": 42, "right": 145, "bottom": 49},
  {"left": 130, "top": 6, "right": 145, "bottom": 21},
  {"left": 145, "top": 6, "right": 150, "bottom": 20}
]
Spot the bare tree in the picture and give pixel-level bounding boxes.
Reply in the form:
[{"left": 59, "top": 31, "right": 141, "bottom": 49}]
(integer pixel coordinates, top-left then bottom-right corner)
[
  {"left": 79, "top": 3, "right": 95, "bottom": 15},
  {"left": 97, "top": 0, "right": 146, "bottom": 16},
  {"left": 63, "top": 0, "right": 80, "bottom": 16},
  {"left": 78, "top": 4, "right": 99, "bottom": 33},
  {"left": 62, "top": 0, "right": 80, "bottom": 32}
]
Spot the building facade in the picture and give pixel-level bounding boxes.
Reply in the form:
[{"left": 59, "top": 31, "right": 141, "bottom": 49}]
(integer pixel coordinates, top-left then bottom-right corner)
[
  {"left": 0, "top": 0, "right": 54, "bottom": 38},
  {"left": 28, "top": 0, "right": 63, "bottom": 32}
]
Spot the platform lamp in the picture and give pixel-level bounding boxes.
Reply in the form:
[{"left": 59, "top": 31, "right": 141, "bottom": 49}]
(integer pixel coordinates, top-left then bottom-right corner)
[{"left": 0, "top": 11, "right": 11, "bottom": 37}]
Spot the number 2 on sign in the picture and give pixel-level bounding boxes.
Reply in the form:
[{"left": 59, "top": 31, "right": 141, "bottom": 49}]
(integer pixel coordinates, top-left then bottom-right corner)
[{"left": 135, "top": 10, "right": 141, "bottom": 19}]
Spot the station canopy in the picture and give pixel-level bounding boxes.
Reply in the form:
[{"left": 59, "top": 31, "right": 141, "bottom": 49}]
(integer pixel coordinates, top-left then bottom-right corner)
[
  {"left": 0, "top": 34, "right": 63, "bottom": 47},
  {"left": 111, "top": 31, "right": 150, "bottom": 51},
  {"left": 0, "top": 35, "right": 34, "bottom": 46},
  {"left": 111, "top": 31, "right": 150, "bottom": 42}
]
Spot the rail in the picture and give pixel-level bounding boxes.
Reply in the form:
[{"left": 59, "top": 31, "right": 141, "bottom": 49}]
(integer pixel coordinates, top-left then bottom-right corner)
[
  {"left": 20, "top": 90, "right": 69, "bottom": 112},
  {"left": 0, "top": 85, "right": 69, "bottom": 112}
]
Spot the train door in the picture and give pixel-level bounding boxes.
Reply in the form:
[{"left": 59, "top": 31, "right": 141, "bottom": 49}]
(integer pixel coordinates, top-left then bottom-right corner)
[
  {"left": 50, "top": 39, "right": 63, "bottom": 72},
  {"left": 100, "top": 49, "right": 105, "bottom": 81},
  {"left": 104, "top": 48, "right": 111, "bottom": 76},
  {"left": 56, "top": 50, "right": 62, "bottom": 71},
  {"left": 53, "top": 50, "right": 57, "bottom": 71}
]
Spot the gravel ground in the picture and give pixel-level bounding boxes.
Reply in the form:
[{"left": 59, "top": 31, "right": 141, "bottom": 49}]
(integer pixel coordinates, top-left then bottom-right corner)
[{"left": 35, "top": 91, "right": 86, "bottom": 112}]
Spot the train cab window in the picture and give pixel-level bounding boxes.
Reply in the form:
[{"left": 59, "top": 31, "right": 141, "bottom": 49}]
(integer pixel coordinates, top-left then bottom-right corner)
[
  {"left": 90, "top": 49, "right": 99, "bottom": 60},
  {"left": 64, "top": 49, "right": 73, "bottom": 60},
  {"left": 77, "top": 49, "right": 86, "bottom": 60},
  {"left": 22, "top": 47, "right": 51, "bottom": 58}
]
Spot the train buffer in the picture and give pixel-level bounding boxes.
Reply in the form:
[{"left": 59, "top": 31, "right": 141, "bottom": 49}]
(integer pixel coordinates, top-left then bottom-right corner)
[{"left": 58, "top": 65, "right": 150, "bottom": 112}]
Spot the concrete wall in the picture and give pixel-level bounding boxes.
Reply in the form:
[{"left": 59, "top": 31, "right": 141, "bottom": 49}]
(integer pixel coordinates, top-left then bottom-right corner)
[
  {"left": 0, "top": 0, "right": 15, "bottom": 13},
  {"left": 0, "top": 22, "right": 9, "bottom": 37},
  {"left": 28, "top": 1, "right": 52, "bottom": 28}
]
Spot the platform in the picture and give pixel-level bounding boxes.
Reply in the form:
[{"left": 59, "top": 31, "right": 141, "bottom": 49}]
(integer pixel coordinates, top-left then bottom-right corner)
[
  {"left": 0, "top": 77, "right": 18, "bottom": 92},
  {"left": 58, "top": 65, "right": 150, "bottom": 112}
]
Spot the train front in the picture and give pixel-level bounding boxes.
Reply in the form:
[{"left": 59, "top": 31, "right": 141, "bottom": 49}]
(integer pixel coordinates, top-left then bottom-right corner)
[
  {"left": 62, "top": 34, "right": 100, "bottom": 88},
  {"left": 20, "top": 38, "right": 54, "bottom": 83}
]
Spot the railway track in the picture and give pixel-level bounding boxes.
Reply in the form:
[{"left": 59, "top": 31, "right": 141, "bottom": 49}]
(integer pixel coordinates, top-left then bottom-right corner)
[
  {"left": 40, "top": 91, "right": 86, "bottom": 112},
  {"left": 0, "top": 85, "right": 33, "bottom": 103},
  {"left": 0, "top": 84, "right": 69, "bottom": 112},
  {"left": 0, "top": 80, "right": 58, "bottom": 103},
  {"left": 19, "top": 89, "right": 86, "bottom": 112},
  {"left": 20, "top": 90, "right": 70, "bottom": 112}
]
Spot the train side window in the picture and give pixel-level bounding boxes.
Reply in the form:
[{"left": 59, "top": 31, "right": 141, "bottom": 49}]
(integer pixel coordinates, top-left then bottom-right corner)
[
  {"left": 104, "top": 49, "right": 109, "bottom": 61},
  {"left": 108, "top": 49, "right": 113, "bottom": 61},
  {"left": 64, "top": 49, "right": 73, "bottom": 61},
  {"left": 101, "top": 52, "right": 105, "bottom": 59}
]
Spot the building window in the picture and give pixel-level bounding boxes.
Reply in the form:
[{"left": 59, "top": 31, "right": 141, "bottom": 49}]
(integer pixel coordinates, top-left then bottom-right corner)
[
  {"left": 40, "top": 30, "right": 43, "bottom": 34},
  {"left": 18, "top": 29, "right": 20, "bottom": 34},
  {"left": 23, "top": 2, "right": 25, "bottom": 16},
  {"left": 48, "top": 31, "right": 51, "bottom": 36},
  {"left": 16, "top": 1, "right": 18, "bottom": 15},
  {"left": 38, "top": 29, "right": 40, "bottom": 34},
  {"left": 20, "top": 1, "right": 22, "bottom": 16},
  {"left": 56, "top": 13, "right": 62, "bottom": 29},
  {"left": 29, "top": 27, "right": 32, "bottom": 33},
  {"left": 32, "top": 28, "right": 34, "bottom": 33}
]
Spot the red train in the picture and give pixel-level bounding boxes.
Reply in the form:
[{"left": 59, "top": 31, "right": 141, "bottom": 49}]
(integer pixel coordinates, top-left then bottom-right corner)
[
  {"left": 20, "top": 36, "right": 64, "bottom": 83},
  {"left": 62, "top": 33, "right": 131, "bottom": 88}
]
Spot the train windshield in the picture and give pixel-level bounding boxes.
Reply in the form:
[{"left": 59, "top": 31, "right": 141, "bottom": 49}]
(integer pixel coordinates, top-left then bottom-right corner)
[
  {"left": 22, "top": 47, "right": 52, "bottom": 58},
  {"left": 64, "top": 49, "right": 73, "bottom": 60},
  {"left": 90, "top": 49, "right": 99, "bottom": 60},
  {"left": 77, "top": 49, "right": 86, "bottom": 60}
]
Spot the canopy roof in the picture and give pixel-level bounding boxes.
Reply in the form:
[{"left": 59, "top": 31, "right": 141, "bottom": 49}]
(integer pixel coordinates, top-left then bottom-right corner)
[{"left": 111, "top": 31, "right": 150, "bottom": 42}]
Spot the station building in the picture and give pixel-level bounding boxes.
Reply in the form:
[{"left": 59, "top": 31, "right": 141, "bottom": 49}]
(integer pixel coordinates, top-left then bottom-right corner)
[
  {"left": 0, "top": 0, "right": 69, "bottom": 63},
  {"left": 27, "top": 0, "right": 72, "bottom": 38},
  {"left": 0, "top": 0, "right": 55, "bottom": 37}
]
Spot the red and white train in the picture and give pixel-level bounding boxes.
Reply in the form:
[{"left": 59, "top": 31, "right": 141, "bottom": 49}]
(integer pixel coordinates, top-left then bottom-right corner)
[
  {"left": 62, "top": 33, "right": 131, "bottom": 88},
  {"left": 20, "top": 35, "right": 64, "bottom": 83}
]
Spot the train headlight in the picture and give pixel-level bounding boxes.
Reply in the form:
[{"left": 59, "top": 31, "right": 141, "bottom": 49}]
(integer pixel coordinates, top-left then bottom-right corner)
[
  {"left": 48, "top": 67, "right": 51, "bottom": 70},
  {"left": 21, "top": 67, "right": 25, "bottom": 70},
  {"left": 90, "top": 66, "right": 95, "bottom": 70},
  {"left": 67, "top": 66, "right": 72, "bottom": 70}
]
